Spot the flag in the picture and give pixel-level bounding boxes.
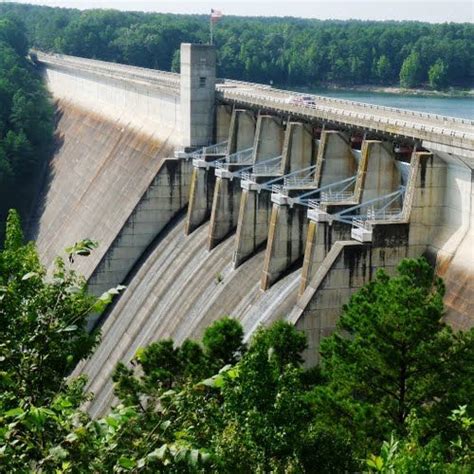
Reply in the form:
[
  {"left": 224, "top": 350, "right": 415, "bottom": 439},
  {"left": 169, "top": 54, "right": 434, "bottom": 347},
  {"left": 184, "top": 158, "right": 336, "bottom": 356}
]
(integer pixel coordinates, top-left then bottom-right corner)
[{"left": 211, "top": 9, "right": 223, "bottom": 23}]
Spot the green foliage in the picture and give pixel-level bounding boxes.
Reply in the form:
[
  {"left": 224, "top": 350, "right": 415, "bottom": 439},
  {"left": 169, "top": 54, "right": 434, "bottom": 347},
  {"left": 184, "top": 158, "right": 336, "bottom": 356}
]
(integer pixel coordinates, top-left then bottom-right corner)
[
  {"left": 376, "top": 55, "right": 392, "bottom": 82},
  {"left": 0, "top": 213, "right": 128, "bottom": 470},
  {"left": 0, "top": 3, "right": 472, "bottom": 91},
  {"left": 202, "top": 316, "right": 245, "bottom": 369},
  {"left": 400, "top": 51, "right": 423, "bottom": 88},
  {"left": 366, "top": 406, "right": 474, "bottom": 472},
  {"left": 0, "top": 16, "right": 53, "bottom": 230},
  {"left": 315, "top": 257, "right": 474, "bottom": 454},
  {"left": 429, "top": 58, "right": 449, "bottom": 90},
  {"left": 1, "top": 252, "right": 472, "bottom": 472}
]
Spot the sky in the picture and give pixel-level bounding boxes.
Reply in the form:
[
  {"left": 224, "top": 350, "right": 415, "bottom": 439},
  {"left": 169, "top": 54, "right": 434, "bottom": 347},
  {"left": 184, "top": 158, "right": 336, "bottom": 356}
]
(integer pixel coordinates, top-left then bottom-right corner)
[{"left": 3, "top": 1, "right": 473, "bottom": 23}]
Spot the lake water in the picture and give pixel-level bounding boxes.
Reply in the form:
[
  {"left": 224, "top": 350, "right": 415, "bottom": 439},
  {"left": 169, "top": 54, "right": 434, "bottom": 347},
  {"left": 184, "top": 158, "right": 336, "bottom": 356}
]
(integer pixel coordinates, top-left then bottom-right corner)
[{"left": 305, "top": 89, "right": 474, "bottom": 120}]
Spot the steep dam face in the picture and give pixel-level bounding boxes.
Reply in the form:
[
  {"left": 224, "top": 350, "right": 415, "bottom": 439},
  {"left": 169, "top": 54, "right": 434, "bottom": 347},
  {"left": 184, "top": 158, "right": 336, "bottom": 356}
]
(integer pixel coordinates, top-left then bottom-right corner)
[
  {"left": 29, "top": 99, "right": 175, "bottom": 278},
  {"left": 32, "top": 48, "right": 474, "bottom": 415}
]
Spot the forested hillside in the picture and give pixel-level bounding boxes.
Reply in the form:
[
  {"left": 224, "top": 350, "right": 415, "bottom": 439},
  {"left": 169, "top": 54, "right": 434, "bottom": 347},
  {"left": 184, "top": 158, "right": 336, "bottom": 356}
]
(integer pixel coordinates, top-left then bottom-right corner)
[
  {"left": 0, "top": 15, "right": 53, "bottom": 234},
  {"left": 1, "top": 218, "right": 473, "bottom": 472},
  {"left": 0, "top": 3, "right": 472, "bottom": 90}
]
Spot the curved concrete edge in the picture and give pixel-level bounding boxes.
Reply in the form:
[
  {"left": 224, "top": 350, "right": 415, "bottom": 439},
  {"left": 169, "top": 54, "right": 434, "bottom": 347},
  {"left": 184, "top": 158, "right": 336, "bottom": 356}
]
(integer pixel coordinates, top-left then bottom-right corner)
[{"left": 87, "top": 157, "right": 192, "bottom": 327}]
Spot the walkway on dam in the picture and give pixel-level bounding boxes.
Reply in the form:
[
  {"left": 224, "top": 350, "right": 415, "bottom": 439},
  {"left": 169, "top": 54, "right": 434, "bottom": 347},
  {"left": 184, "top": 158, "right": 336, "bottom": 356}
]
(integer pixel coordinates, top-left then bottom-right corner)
[{"left": 217, "top": 80, "right": 474, "bottom": 157}]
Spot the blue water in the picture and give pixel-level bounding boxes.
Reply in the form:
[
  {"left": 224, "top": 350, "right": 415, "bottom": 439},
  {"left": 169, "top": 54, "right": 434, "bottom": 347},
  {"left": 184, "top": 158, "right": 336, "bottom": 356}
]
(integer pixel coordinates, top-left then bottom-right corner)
[{"left": 306, "top": 89, "right": 474, "bottom": 120}]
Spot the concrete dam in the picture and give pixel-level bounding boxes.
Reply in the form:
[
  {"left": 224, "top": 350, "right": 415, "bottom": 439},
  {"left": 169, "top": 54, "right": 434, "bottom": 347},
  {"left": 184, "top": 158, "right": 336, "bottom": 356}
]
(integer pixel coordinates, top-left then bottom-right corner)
[{"left": 31, "top": 44, "right": 474, "bottom": 416}]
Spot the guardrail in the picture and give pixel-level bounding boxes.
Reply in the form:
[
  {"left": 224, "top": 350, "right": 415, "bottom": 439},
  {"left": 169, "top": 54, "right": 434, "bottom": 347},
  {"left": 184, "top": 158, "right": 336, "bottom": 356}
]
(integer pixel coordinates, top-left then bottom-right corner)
[
  {"left": 321, "top": 191, "right": 354, "bottom": 202},
  {"left": 217, "top": 88, "right": 474, "bottom": 146},
  {"left": 353, "top": 208, "right": 404, "bottom": 230},
  {"left": 284, "top": 177, "right": 315, "bottom": 187},
  {"left": 252, "top": 156, "right": 282, "bottom": 175},
  {"left": 204, "top": 141, "right": 228, "bottom": 155},
  {"left": 218, "top": 83, "right": 474, "bottom": 128},
  {"left": 35, "top": 51, "right": 180, "bottom": 90}
]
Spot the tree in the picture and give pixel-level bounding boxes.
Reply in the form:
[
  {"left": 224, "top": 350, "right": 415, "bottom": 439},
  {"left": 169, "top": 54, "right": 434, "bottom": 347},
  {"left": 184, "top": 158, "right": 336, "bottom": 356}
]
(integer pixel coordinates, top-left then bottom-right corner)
[
  {"left": 0, "top": 210, "right": 100, "bottom": 407},
  {"left": 429, "top": 58, "right": 449, "bottom": 90},
  {"left": 202, "top": 316, "right": 245, "bottom": 370},
  {"left": 376, "top": 55, "right": 392, "bottom": 82},
  {"left": 366, "top": 406, "right": 474, "bottom": 472},
  {"left": 315, "top": 257, "right": 474, "bottom": 453},
  {"left": 399, "top": 51, "right": 423, "bottom": 88},
  {"left": 0, "top": 17, "right": 53, "bottom": 231},
  {"left": 0, "top": 211, "right": 127, "bottom": 470}
]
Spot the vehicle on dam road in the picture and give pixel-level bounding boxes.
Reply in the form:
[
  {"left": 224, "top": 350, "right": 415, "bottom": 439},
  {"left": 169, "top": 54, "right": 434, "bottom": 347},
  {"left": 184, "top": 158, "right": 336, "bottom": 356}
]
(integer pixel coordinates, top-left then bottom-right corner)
[{"left": 286, "top": 95, "right": 316, "bottom": 106}]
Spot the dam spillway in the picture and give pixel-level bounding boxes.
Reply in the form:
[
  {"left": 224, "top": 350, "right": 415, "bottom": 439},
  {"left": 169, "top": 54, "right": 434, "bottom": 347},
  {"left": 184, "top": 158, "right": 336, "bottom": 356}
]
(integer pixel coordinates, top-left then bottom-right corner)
[
  {"left": 30, "top": 44, "right": 474, "bottom": 415},
  {"left": 76, "top": 216, "right": 300, "bottom": 417}
]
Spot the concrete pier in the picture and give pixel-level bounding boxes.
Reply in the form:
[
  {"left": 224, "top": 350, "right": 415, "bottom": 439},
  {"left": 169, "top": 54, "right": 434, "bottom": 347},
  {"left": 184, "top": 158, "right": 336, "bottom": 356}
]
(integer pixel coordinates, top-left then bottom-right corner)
[
  {"left": 208, "top": 109, "right": 270, "bottom": 249},
  {"left": 281, "top": 122, "right": 315, "bottom": 173},
  {"left": 208, "top": 175, "right": 242, "bottom": 250},
  {"left": 261, "top": 203, "right": 308, "bottom": 290},
  {"left": 260, "top": 130, "right": 357, "bottom": 290},
  {"left": 233, "top": 184, "right": 272, "bottom": 267},
  {"left": 185, "top": 164, "right": 218, "bottom": 235}
]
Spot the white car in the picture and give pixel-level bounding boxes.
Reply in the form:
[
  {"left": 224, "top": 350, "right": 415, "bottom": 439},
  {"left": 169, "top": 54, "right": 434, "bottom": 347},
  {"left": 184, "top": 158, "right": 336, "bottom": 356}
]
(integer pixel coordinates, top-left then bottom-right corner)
[{"left": 286, "top": 95, "right": 316, "bottom": 106}]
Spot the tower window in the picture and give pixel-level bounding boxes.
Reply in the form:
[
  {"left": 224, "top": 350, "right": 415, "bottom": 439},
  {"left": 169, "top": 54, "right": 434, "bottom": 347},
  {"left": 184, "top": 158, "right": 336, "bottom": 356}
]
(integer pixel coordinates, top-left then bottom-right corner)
[{"left": 199, "top": 77, "right": 207, "bottom": 88}]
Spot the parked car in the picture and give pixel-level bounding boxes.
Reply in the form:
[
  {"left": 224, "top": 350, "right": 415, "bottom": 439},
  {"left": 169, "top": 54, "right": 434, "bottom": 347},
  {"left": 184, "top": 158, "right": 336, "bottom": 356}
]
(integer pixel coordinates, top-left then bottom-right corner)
[{"left": 286, "top": 95, "right": 316, "bottom": 106}]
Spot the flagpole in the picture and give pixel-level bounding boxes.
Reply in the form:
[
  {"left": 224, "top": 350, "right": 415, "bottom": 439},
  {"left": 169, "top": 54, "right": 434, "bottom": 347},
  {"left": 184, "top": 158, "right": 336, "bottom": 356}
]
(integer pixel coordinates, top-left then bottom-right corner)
[{"left": 210, "top": 15, "right": 213, "bottom": 45}]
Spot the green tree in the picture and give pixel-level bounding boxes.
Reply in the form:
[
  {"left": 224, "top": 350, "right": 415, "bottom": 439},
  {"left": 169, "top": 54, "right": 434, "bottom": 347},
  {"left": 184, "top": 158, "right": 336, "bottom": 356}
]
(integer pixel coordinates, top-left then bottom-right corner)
[
  {"left": 202, "top": 316, "right": 246, "bottom": 370},
  {"left": 366, "top": 406, "right": 474, "bottom": 472},
  {"left": 315, "top": 257, "right": 474, "bottom": 453},
  {"left": 376, "top": 55, "right": 392, "bottom": 82},
  {"left": 399, "top": 51, "right": 423, "bottom": 88},
  {"left": 0, "top": 210, "right": 99, "bottom": 407},
  {"left": 0, "top": 211, "right": 126, "bottom": 471},
  {"left": 429, "top": 58, "right": 449, "bottom": 90}
]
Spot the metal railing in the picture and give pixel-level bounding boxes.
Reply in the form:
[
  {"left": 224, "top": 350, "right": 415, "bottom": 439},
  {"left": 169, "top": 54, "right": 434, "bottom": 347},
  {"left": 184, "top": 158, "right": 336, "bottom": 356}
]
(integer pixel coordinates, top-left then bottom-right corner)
[
  {"left": 240, "top": 156, "right": 283, "bottom": 182},
  {"left": 334, "top": 187, "right": 406, "bottom": 225},
  {"left": 321, "top": 191, "right": 354, "bottom": 202},
  {"left": 217, "top": 82, "right": 474, "bottom": 128},
  {"left": 352, "top": 208, "right": 404, "bottom": 230},
  {"left": 294, "top": 175, "right": 357, "bottom": 205},
  {"left": 215, "top": 147, "right": 254, "bottom": 169},
  {"left": 217, "top": 87, "right": 474, "bottom": 145},
  {"left": 36, "top": 51, "right": 180, "bottom": 90},
  {"left": 252, "top": 156, "right": 282, "bottom": 175},
  {"left": 204, "top": 141, "right": 228, "bottom": 155},
  {"left": 284, "top": 177, "right": 315, "bottom": 187}
]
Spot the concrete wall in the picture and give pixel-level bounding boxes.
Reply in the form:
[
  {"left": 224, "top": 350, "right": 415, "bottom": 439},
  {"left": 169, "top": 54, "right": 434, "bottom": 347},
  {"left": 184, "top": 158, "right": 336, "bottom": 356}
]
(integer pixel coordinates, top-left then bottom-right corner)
[
  {"left": 228, "top": 109, "right": 256, "bottom": 153},
  {"left": 88, "top": 157, "right": 192, "bottom": 327},
  {"left": 316, "top": 131, "right": 356, "bottom": 186},
  {"left": 261, "top": 203, "right": 307, "bottom": 289},
  {"left": 29, "top": 100, "right": 175, "bottom": 279},
  {"left": 208, "top": 176, "right": 242, "bottom": 249},
  {"left": 41, "top": 62, "right": 181, "bottom": 146},
  {"left": 233, "top": 188, "right": 272, "bottom": 267},
  {"left": 360, "top": 141, "right": 401, "bottom": 203},
  {"left": 253, "top": 115, "right": 285, "bottom": 162},
  {"left": 291, "top": 225, "right": 411, "bottom": 365},
  {"left": 185, "top": 165, "right": 217, "bottom": 234},
  {"left": 281, "top": 122, "right": 315, "bottom": 173}
]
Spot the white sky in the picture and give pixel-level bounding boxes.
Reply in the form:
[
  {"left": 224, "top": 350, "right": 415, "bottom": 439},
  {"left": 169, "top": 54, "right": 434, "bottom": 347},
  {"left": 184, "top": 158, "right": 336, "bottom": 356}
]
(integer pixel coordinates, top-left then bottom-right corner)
[{"left": 2, "top": 1, "right": 473, "bottom": 23}]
